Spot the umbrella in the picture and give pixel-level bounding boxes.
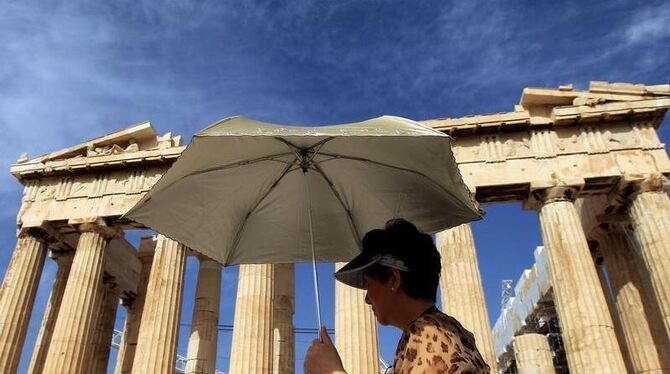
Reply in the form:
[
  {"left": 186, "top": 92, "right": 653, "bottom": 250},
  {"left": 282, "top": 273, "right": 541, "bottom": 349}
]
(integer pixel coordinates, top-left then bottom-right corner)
[{"left": 124, "top": 115, "right": 483, "bottom": 329}]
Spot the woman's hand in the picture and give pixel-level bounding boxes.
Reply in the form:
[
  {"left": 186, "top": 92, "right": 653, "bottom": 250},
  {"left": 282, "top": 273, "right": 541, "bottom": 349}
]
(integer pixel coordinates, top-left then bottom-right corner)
[{"left": 304, "top": 326, "right": 347, "bottom": 374}]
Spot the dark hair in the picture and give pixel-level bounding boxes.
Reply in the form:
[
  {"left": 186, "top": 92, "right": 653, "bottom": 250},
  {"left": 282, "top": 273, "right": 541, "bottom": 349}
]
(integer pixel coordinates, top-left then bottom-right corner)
[{"left": 362, "top": 218, "right": 441, "bottom": 302}]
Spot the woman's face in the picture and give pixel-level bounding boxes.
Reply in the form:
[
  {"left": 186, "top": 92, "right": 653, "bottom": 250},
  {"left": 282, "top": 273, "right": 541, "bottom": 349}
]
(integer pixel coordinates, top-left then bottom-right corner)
[{"left": 364, "top": 273, "right": 395, "bottom": 325}]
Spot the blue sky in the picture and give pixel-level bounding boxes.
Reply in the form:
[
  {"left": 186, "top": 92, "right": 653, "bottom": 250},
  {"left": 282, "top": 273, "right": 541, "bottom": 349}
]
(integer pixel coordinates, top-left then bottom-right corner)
[{"left": 1, "top": 0, "right": 669, "bottom": 373}]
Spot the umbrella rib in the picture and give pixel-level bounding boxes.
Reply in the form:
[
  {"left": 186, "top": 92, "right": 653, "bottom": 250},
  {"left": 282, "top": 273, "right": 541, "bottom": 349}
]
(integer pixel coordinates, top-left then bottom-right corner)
[
  {"left": 273, "top": 137, "right": 336, "bottom": 156},
  {"left": 273, "top": 138, "right": 302, "bottom": 158},
  {"left": 311, "top": 163, "right": 363, "bottom": 248},
  {"left": 306, "top": 137, "right": 334, "bottom": 163},
  {"left": 315, "top": 152, "right": 475, "bottom": 213},
  {"left": 225, "top": 156, "right": 300, "bottom": 264},
  {"left": 181, "top": 151, "right": 297, "bottom": 179},
  {"left": 307, "top": 136, "right": 336, "bottom": 151},
  {"left": 313, "top": 155, "right": 338, "bottom": 163}
]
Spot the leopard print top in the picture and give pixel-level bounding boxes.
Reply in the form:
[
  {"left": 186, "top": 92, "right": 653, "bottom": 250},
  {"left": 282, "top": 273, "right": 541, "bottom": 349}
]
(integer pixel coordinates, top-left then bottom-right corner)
[{"left": 390, "top": 306, "right": 490, "bottom": 374}]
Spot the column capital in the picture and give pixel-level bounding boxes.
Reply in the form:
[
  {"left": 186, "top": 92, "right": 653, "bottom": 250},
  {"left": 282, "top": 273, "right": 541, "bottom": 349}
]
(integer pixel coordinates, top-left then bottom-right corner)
[
  {"left": 18, "top": 220, "right": 66, "bottom": 243},
  {"left": 629, "top": 172, "right": 670, "bottom": 195},
  {"left": 18, "top": 226, "right": 50, "bottom": 241},
  {"left": 530, "top": 186, "right": 579, "bottom": 208},
  {"left": 604, "top": 172, "right": 670, "bottom": 212},
  {"left": 78, "top": 222, "right": 123, "bottom": 239}
]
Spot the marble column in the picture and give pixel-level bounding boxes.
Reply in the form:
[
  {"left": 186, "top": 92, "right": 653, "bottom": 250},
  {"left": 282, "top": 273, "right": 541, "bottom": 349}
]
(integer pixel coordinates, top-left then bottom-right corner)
[
  {"left": 229, "top": 264, "right": 274, "bottom": 374},
  {"left": 627, "top": 173, "right": 670, "bottom": 337},
  {"left": 512, "top": 333, "right": 555, "bottom": 374},
  {"left": 334, "top": 262, "right": 380, "bottom": 374},
  {"left": 27, "top": 251, "right": 74, "bottom": 374},
  {"left": 115, "top": 236, "right": 155, "bottom": 374},
  {"left": 598, "top": 224, "right": 670, "bottom": 373},
  {"left": 593, "top": 258, "right": 634, "bottom": 374},
  {"left": 185, "top": 258, "right": 222, "bottom": 374},
  {"left": 535, "top": 187, "right": 627, "bottom": 373},
  {"left": 43, "top": 223, "right": 119, "bottom": 374},
  {"left": 436, "top": 224, "right": 497, "bottom": 373},
  {"left": 131, "top": 235, "right": 187, "bottom": 374},
  {"left": 272, "top": 264, "right": 295, "bottom": 374},
  {"left": 91, "top": 284, "right": 120, "bottom": 374},
  {"left": 0, "top": 228, "right": 48, "bottom": 374}
]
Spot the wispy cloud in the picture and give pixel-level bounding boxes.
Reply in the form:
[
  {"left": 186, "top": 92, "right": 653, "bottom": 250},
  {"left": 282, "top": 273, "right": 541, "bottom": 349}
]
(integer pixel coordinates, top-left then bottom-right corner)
[
  {"left": 1, "top": 2, "right": 120, "bottom": 154},
  {"left": 625, "top": 2, "right": 670, "bottom": 44}
]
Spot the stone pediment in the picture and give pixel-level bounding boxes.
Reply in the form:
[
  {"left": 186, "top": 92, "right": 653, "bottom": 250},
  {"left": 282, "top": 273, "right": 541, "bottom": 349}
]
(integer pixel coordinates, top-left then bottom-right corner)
[
  {"left": 19, "top": 122, "right": 181, "bottom": 163},
  {"left": 12, "top": 122, "right": 185, "bottom": 179},
  {"left": 520, "top": 81, "right": 670, "bottom": 107},
  {"left": 426, "top": 81, "right": 670, "bottom": 135}
]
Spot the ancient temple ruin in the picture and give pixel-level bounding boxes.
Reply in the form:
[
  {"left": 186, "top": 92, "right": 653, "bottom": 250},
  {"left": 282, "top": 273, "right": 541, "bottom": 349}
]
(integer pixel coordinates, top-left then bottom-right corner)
[{"left": 0, "top": 81, "right": 669, "bottom": 373}]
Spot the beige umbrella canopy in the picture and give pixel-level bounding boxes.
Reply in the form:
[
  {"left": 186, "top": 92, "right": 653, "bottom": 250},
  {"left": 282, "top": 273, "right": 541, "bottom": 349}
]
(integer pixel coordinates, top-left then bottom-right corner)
[
  {"left": 124, "top": 115, "right": 483, "bottom": 329},
  {"left": 125, "top": 115, "right": 482, "bottom": 266}
]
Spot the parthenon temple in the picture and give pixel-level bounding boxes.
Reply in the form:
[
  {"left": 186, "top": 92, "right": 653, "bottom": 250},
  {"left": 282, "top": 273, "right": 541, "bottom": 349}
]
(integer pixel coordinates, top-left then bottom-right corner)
[{"left": 1, "top": 81, "right": 669, "bottom": 373}]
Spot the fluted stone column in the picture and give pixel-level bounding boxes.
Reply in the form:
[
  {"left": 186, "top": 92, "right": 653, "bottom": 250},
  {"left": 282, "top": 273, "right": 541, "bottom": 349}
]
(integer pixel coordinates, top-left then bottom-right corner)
[
  {"left": 229, "top": 264, "right": 274, "bottom": 374},
  {"left": 512, "top": 334, "right": 555, "bottom": 374},
  {"left": 91, "top": 284, "right": 120, "bottom": 374},
  {"left": 334, "top": 262, "right": 380, "bottom": 374},
  {"left": 185, "top": 258, "right": 222, "bottom": 374},
  {"left": 597, "top": 224, "right": 670, "bottom": 373},
  {"left": 0, "top": 228, "right": 48, "bottom": 374},
  {"left": 115, "top": 236, "right": 155, "bottom": 374},
  {"left": 28, "top": 251, "right": 74, "bottom": 374},
  {"left": 131, "top": 235, "right": 187, "bottom": 374},
  {"left": 627, "top": 173, "right": 670, "bottom": 338},
  {"left": 593, "top": 259, "right": 634, "bottom": 374},
  {"left": 535, "top": 187, "right": 627, "bottom": 373},
  {"left": 273, "top": 263, "right": 295, "bottom": 374},
  {"left": 43, "top": 223, "right": 119, "bottom": 374},
  {"left": 436, "top": 224, "right": 497, "bottom": 372}
]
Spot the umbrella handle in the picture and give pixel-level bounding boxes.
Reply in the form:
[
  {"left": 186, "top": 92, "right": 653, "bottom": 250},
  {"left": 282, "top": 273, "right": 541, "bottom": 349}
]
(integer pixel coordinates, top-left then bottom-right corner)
[{"left": 305, "top": 170, "right": 324, "bottom": 342}]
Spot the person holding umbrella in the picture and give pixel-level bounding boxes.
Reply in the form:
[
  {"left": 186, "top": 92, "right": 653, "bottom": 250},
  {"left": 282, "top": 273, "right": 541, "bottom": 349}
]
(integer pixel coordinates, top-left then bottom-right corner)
[{"left": 304, "top": 218, "right": 490, "bottom": 374}]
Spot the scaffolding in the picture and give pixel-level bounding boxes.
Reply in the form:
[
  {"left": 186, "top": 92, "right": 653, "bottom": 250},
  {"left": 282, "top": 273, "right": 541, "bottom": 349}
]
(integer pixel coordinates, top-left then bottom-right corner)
[
  {"left": 492, "top": 246, "right": 568, "bottom": 373},
  {"left": 500, "top": 280, "right": 514, "bottom": 311},
  {"left": 110, "top": 329, "right": 227, "bottom": 374}
]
